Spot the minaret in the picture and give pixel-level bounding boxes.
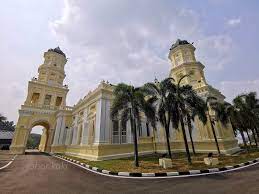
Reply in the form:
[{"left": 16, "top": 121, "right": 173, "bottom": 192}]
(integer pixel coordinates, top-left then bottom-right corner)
[
  {"left": 10, "top": 47, "right": 70, "bottom": 154},
  {"left": 168, "top": 39, "right": 224, "bottom": 101},
  {"left": 167, "top": 40, "right": 239, "bottom": 154},
  {"left": 38, "top": 47, "right": 67, "bottom": 86},
  {"left": 24, "top": 47, "right": 69, "bottom": 108}
]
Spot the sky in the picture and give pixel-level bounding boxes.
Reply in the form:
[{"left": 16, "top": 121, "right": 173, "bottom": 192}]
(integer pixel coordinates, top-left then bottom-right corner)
[{"left": 1, "top": 0, "right": 259, "bottom": 133}]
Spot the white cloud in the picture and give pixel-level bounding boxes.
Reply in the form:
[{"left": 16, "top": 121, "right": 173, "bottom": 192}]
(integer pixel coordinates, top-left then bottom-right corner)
[
  {"left": 50, "top": 0, "right": 235, "bottom": 106},
  {"left": 196, "top": 35, "right": 234, "bottom": 70},
  {"left": 227, "top": 18, "right": 241, "bottom": 27},
  {"left": 220, "top": 80, "right": 259, "bottom": 102}
]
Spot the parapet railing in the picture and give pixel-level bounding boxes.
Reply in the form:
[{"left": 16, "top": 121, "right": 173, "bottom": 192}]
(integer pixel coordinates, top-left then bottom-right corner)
[{"left": 22, "top": 104, "right": 73, "bottom": 111}]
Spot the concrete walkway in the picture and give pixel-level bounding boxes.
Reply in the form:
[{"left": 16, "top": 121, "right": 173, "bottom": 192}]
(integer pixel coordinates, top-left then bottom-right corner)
[{"left": 0, "top": 153, "right": 259, "bottom": 194}]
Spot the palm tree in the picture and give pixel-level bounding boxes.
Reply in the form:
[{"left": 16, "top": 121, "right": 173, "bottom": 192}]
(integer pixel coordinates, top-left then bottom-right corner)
[
  {"left": 186, "top": 96, "right": 207, "bottom": 155},
  {"left": 172, "top": 75, "right": 207, "bottom": 164},
  {"left": 142, "top": 78, "right": 177, "bottom": 159},
  {"left": 206, "top": 96, "right": 221, "bottom": 154},
  {"left": 233, "top": 93, "right": 259, "bottom": 147},
  {"left": 233, "top": 94, "right": 256, "bottom": 149},
  {"left": 140, "top": 94, "right": 158, "bottom": 152},
  {"left": 227, "top": 102, "right": 249, "bottom": 150},
  {"left": 111, "top": 83, "right": 156, "bottom": 167},
  {"left": 243, "top": 92, "right": 259, "bottom": 145}
]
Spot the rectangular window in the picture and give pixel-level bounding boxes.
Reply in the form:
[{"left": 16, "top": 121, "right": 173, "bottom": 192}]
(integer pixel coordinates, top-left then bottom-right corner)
[
  {"left": 112, "top": 120, "right": 119, "bottom": 144},
  {"left": 121, "top": 126, "right": 127, "bottom": 144},
  {"left": 31, "top": 93, "right": 40, "bottom": 104},
  {"left": 44, "top": 95, "right": 52, "bottom": 105},
  {"left": 55, "top": 97, "right": 63, "bottom": 106}
]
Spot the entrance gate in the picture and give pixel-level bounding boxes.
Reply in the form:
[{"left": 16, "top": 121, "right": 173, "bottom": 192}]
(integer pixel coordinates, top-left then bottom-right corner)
[{"left": 10, "top": 47, "right": 70, "bottom": 154}]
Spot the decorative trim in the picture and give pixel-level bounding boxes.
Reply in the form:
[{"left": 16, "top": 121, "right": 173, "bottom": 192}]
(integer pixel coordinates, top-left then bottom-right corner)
[{"left": 52, "top": 154, "right": 259, "bottom": 179}]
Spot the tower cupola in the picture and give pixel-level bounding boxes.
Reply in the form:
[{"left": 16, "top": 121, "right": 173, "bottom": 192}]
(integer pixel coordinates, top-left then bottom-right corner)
[
  {"left": 168, "top": 39, "right": 196, "bottom": 68},
  {"left": 38, "top": 47, "right": 67, "bottom": 86}
]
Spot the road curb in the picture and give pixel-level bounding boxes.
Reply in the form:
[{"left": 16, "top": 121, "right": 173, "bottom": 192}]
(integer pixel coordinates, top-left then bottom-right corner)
[
  {"left": 0, "top": 155, "right": 17, "bottom": 171},
  {"left": 52, "top": 154, "right": 259, "bottom": 179}
]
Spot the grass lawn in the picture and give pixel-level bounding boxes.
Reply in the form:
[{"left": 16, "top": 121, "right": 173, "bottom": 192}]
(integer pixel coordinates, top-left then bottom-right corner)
[{"left": 60, "top": 148, "right": 259, "bottom": 173}]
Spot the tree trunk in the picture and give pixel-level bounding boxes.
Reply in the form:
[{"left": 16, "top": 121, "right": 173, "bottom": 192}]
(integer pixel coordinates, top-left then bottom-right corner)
[
  {"left": 165, "top": 122, "right": 172, "bottom": 159},
  {"left": 240, "top": 130, "right": 248, "bottom": 151},
  {"left": 165, "top": 124, "right": 172, "bottom": 159},
  {"left": 251, "top": 128, "right": 258, "bottom": 146},
  {"left": 246, "top": 129, "right": 252, "bottom": 146},
  {"left": 187, "top": 114, "right": 196, "bottom": 155},
  {"left": 255, "top": 127, "right": 259, "bottom": 144},
  {"left": 130, "top": 109, "right": 139, "bottom": 167},
  {"left": 229, "top": 119, "right": 237, "bottom": 137},
  {"left": 152, "top": 127, "right": 157, "bottom": 154},
  {"left": 180, "top": 115, "right": 191, "bottom": 164},
  {"left": 209, "top": 115, "right": 221, "bottom": 154}
]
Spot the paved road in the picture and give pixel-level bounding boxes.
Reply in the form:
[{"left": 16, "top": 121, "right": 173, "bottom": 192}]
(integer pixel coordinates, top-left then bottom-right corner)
[
  {"left": 0, "top": 153, "right": 259, "bottom": 194},
  {"left": 0, "top": 154, "right": 14, "bottom": 168}
]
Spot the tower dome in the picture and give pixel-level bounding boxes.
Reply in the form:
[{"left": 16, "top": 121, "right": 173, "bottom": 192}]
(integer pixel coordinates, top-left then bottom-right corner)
[
  {"left": 170, "top": 39, "right": 191, "bottom": 50},
  {"left": 48, "top": 47, "right": 66, "bottom": 58}
]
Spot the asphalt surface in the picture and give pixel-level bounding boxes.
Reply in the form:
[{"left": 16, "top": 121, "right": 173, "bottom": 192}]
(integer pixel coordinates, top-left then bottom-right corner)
[
  {"left": 0, "top": 154, "right": 14, "bottom": 168},
  {"left": 0, "top": 153, "right": 259, "bottom": 194}
]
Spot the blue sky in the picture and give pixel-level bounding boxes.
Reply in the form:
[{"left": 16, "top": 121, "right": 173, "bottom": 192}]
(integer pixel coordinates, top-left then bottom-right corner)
[{"left": 1, "top": 0, "right": 259, "bottom": 130}]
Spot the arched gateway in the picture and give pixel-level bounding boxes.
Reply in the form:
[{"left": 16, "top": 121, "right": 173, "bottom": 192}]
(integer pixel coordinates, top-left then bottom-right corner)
[{"left": 10, "top": 47, "right": 72, "bottom": 154}]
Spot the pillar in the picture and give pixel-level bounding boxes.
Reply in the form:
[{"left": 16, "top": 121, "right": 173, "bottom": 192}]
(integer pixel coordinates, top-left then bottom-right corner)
[{"left": 94, "top": 98, "right": 110, "bottom": 144}]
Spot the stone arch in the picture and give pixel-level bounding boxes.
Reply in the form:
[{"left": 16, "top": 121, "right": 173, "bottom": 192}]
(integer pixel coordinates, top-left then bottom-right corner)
[
  {"left": 10, "top": 112, "right": 57, "bottom": 154},
  {"left": 27, "top": 120, "right": 53, "bottom": 153}
]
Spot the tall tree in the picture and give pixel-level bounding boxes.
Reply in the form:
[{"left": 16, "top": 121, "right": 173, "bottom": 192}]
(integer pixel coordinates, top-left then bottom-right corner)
[
  {"left": 186, "top": 96, "right": 207, "bottom": 155},
  {"left": 232, "top": 95, "right": 252, "bottom": 150},
  {"left": 172, "top": 75, "right": 207, "bottom": 164},
  {"left": 111, "top": 83, "right": 156, "bottom": 167},
  {"left": 226, "top": 102, "right": 248, "bottom": 150},
  {"left": 243, "top": 92, "right": 259, "bottom": 144},
  {"left": 235, "top": 92, "right": 259, "bottom": 146},
  {"left": 142, "top": 78, "right": 177, "bottom": 159},
  {"left": 206, "top": 97, "right": 221, "bottom": 154}
]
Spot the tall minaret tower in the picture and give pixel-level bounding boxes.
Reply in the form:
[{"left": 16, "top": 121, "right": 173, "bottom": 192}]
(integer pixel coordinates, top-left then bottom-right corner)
[
  {"left": 11, "top": 47, "right": 70, "bottom": 154},
  {"left": 168, "top": 39, "right": 225, "bottom": 101},
  {"left": 167, "top": 40, "right": 239, "bottom": 154},
  {"left": 24, "top": 47, "right": 69, "bottom": 108}
]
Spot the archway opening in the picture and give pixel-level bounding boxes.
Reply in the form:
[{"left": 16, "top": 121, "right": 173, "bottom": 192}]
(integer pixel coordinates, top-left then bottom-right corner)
[{"left": 26, "top": 121, "right": 50, "bottom": 153}]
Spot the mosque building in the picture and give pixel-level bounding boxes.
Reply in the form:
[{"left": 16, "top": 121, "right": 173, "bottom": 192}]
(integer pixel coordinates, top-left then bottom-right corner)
[{"left": 10, "top": 40, "right": 239, "bottom": 160}]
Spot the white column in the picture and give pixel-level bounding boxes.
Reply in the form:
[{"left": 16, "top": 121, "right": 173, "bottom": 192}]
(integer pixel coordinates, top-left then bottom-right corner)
[
  {"left": 81, "top": 121, "right": 88, "bottom": 145},
  {"left": 71, "top": 115, "right": 78, "bottom": 145},
  {"left": 105, "top": 100, "right": 111, "bottom": 143},
  {"left": 71, "top": 126, "right": 78, "bottom": 145},
  {"left": 156, "top": 122, "right": 162, "bottom": 143},
  {"left": 53, "top": 116, "right": 62, "bottom": 145},
  {"left": 94, "top": 98, "right": 109, "bottom": 144},
  {"left": 68, "top": 128, "right": 73, "bottom": 145},
  {"left": 76, "top": 124, "right": 82, "bottom": 145},
  {"left": 81, "top": 110, "right": 89, "bottom": 145},
  {"left": 65, "top": 128, "right": 70, "bottom": 145},
  {"left": 126, "top": 120, "right": 132, "bottom": 143},
  {"left": 141, "top": 118, "right": 147, "bottom": 137},
  {"left": 58, "top": 116, "right": 66, "bottom": 145}
]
